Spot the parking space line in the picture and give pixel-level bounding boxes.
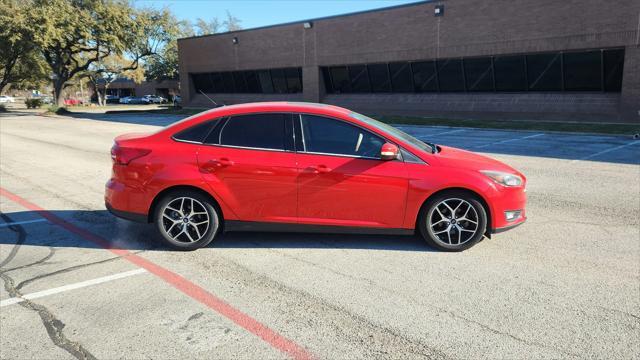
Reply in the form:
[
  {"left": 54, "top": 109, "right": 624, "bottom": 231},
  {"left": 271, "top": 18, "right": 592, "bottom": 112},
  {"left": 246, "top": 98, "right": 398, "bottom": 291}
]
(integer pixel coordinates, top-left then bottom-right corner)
[
  {"left": 573, "top": 141, "right": 640, "bottom": 162},
  {"left": 0, "top": 187, "right": 313, "bottom": 360},
  {"left": 0, "top": 268, "right": 147, "bottom": 308},
  {"left": 0, "top": 218, "right": 48, "bottom": 228},
  {"left": 474, "top": 133, "right": 545, "bottom": 149},
  {"left": 429, "top": 129, "right": 467, "bottom": 136}
]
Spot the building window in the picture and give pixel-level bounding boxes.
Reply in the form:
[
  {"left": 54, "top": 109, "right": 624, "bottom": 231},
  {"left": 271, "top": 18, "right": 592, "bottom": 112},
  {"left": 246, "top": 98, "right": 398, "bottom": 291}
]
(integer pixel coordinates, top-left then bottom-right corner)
[
  {"left": 319, "top": 48, "right": 624, "bottom": 95},
  {"left": 463, "top": 57, "right": 494, "bottom": 92},
  {"left": 437, "top": 59, "right": 465, "bottom": 92},
  {"left": 190, "top": 67, "right": 302, "bottom": 94},
  {"left": 493, "top": 55, "right": 527, "bottom": 91}
]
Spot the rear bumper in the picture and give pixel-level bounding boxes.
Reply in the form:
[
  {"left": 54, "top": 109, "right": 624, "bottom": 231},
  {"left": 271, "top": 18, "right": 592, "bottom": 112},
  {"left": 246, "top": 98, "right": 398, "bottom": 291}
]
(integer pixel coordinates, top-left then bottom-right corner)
[{"left": 105, "top": 202, "right": 148, "bottom": 223}]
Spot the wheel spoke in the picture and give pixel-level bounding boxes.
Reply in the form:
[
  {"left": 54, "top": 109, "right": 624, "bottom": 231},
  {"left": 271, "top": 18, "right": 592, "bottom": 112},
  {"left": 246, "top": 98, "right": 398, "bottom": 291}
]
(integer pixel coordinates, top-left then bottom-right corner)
[
  {"left": 184, "top": 227, "right": 195, "bottom": 242},
  {"left": 163, "top": 213, "right": 179, "bottom": 222},
  {"left": 166, "top": 205, "right": 182, "bottom": 216},
  {"left": 446, "top": 228, "right": 452, "bottom": 244},
  {"left": 190, "top": 223, "right": 202, "bottom": 239}
]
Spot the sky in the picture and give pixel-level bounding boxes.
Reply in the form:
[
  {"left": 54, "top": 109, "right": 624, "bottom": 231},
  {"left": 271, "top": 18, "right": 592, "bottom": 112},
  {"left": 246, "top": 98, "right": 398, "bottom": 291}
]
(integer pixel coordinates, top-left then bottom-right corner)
[{"left": 133, "top": 0, "right": 421, "bottom": 30}]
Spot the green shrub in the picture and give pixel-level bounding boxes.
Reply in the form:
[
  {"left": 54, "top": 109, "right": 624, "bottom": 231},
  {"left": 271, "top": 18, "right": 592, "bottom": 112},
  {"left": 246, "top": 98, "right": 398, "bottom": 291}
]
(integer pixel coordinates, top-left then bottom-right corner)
[
  {"left": 0, "top": 104, "right": 7, "bottom": 112},
  {"left": 45, "top": 105, "right": 70, "bottom": 115},
  {"left": 25, "top": 98, "right": 43, "bottom": 109}
]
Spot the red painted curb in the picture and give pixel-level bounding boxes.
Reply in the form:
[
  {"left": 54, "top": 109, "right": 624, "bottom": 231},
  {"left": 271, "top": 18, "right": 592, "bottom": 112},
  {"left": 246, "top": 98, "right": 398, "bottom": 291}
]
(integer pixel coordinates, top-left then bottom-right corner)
[{"left": 0, "top": 187, "right": 313, "bottom": 360}]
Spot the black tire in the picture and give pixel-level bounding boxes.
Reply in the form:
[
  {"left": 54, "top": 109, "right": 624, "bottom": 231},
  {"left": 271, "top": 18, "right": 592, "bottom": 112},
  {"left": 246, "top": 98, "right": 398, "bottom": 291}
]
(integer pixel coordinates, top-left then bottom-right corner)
[
  {"left": 417, "top": 191, "right": 487, "bottom": 252},
  {"left": 154, "top": 190, "right": 221, "bottom": 250}
]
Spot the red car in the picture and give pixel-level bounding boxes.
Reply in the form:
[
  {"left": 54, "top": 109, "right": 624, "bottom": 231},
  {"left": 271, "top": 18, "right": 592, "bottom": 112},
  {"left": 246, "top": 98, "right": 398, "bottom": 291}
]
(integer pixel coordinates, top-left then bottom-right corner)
[{"left": 105, "top": 102, "right": 526, "bottom": 251}]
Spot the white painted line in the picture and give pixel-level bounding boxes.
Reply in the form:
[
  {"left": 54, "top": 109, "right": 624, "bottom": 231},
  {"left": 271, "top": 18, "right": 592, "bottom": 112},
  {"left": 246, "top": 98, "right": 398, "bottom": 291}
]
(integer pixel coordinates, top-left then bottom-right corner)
[
  {"left": 0, "top": 268, "right": 147, "bottom": 307},
  {"left": 474, "top": 133, "right": 545, "bottom": 149},
  {"left": 430, "top": 129, "right": 467, "bottom": 136},
  {"left": 573, "top": 141, "right": 640, "bottom": 162},
  {"left": 0, "top": 219, "right": 48, "bottom": 228}
]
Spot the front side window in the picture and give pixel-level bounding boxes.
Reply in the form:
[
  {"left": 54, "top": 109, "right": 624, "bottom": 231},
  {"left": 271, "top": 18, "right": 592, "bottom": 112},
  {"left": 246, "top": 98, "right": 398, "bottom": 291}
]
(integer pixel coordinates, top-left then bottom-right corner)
[
  {"left": 220, "top": 114, "right": 287, "bottom": 150},
  {"left": 300, "top": 115, "right": 385, "bottom": 158}
]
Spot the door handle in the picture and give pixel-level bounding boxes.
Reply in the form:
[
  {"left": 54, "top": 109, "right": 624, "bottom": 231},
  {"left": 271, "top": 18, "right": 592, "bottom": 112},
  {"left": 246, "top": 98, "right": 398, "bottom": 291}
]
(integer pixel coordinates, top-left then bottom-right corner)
[
  {"left": 307, "top": 165, "right": 331, "bottom": 174},
  {"left": 201, "top": 158, "right": 233, "bottom": 173},
  {"left": 218, "top": 157, "right": 234, "bottom": 166}
]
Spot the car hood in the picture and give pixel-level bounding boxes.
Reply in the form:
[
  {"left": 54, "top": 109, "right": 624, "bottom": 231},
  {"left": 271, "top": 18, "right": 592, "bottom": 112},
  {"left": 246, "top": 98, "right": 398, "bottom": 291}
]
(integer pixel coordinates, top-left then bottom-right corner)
[{"left": 434, "top": 145, "right": 520, "bottom": 174}]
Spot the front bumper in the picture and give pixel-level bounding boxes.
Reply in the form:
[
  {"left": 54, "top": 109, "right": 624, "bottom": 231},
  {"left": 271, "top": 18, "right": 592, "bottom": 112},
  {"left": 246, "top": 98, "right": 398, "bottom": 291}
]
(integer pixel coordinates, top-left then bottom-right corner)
[{"left": 491, "top": 217, "right": 526, "bottom": 234}]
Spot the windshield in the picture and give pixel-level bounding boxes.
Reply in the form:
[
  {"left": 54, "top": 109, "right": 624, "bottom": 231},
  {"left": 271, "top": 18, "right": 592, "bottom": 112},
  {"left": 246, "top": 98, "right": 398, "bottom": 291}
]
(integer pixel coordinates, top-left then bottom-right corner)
[{"left": 349, "top": 112, "right": 436, "bottom": 153}]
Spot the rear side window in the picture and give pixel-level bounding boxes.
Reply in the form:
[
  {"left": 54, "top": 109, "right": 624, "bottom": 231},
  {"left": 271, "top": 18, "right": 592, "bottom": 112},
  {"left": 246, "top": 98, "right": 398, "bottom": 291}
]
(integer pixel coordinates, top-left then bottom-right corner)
[
  {"left": 220, "top": 113, "right": 287, "bottom": 150},
  {"left": 300, "top": 115, "right": 385, "bottom": 158},
  {"left": 173, "top": 120, "right": 216, "bottom": 143}
]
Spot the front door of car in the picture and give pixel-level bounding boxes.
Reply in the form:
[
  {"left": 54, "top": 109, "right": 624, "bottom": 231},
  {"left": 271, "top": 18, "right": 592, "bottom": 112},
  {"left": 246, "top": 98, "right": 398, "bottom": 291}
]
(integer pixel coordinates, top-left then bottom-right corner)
[
  {"left": 295, "top": 114, "right": 408, "bottom": 228},
  {"left": 197, "top": 113, "right": 298, "bottom": 223}
]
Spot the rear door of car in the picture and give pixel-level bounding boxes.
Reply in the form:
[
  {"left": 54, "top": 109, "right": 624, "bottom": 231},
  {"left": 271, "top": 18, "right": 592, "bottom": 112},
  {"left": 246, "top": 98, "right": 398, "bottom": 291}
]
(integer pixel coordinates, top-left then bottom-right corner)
[
  {"left": 294, "top": 114, "right": 408, "bottom": 228},
  {"left": 197, "top": 113, "right": 299, "bottom": 223}
]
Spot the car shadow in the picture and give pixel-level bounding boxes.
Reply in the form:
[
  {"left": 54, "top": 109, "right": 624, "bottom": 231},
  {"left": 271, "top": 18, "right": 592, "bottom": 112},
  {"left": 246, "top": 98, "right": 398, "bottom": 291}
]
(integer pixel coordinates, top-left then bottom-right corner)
[{"left": 0, "top": 210, "right": 437, "bottom": 253}]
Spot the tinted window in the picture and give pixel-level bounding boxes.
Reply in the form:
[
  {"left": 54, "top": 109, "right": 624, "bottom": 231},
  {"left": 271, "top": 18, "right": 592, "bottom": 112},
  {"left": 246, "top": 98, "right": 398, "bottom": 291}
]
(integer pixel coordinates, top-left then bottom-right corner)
[
  {"left": 464, "top": 57, "right": 494, "bottom": 91},
  {"left": 437, "top": 59, "right": 465, "bottom": 92},
  {"left": 603, "top": 49, "right": 624, "bottom": 92},
  {"left": 174, "top": 120, "right": 216, "bottom": 143},
  {"left": 244, "top": 71, "right": 261, "bottom": 93},
  {"left": 221, "top": 114, "right": 287, "bottom": 150},
  {"left": 494, "top": 55, "right": 526, "bottom": 91},
  {"left": 222, "top": 72, "right": 236, "bottom": 93},
  {"left": 411, "top": 61, "right": 438, "bottom": 92},
  {"left": 257, "top": 70, "right": 274, "bottom": 93},
  {"left": 285, "top": 68, "right": 302, "bottom": 93},
  {"left": 389, "top": 62, "right": 413, "bottom": 92},
  {"left": 563, "top": 51, "right": 601, "bottom": 91},
  {"left": 368, "top": 64, "right": 391, "bottom": 92},
  {"left": 233, "top": 71, "right": 248, "bottom": 93},
  {"left": 322, "top": 67, "right": 334, "bottom": 93},
  {"left": 192, "top": 74, "right": 213, "bottom": 93},
  {"left": 270, "top": 69, "right": 288, "bottom": 93},
  {"left": 527, "top": 53, "right": 562, "bottom": 91},
  {"left": 329, "top": 66, "right": 351, "bottom": 93},
  {"left": 211, "top": 73, "right": 224, "bottom": 92},
  {"left": 348, "top": 65, "right": 371, "bottom": 92},
  {"left": 301, "top": 115, "right": 385, "bottom": 158}
]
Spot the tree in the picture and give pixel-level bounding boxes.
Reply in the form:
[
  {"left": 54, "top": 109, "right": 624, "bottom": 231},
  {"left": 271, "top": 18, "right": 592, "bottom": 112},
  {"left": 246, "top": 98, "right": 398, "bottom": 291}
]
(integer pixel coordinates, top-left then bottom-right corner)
[
  {"left": 85, "top": 54, "right": 145, "bottom": 106},
  {"left": 0, "top": 0, "right": 48, "bottom": 94},
  {"left": 195, "top": 18, "right": 220, "bottom": 36},
  {"left": 223, "top": 11, "right": 242, "bottom": 32},
  {"left": 27, "top": 0, "right": 173, "bottom": 106}
]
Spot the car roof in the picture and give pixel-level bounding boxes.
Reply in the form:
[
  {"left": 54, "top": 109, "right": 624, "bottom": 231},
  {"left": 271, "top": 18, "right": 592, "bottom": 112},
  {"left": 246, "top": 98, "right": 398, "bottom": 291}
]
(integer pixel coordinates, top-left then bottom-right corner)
[{"left": 195, "top": 101, "right": 352, "bottom": 119}]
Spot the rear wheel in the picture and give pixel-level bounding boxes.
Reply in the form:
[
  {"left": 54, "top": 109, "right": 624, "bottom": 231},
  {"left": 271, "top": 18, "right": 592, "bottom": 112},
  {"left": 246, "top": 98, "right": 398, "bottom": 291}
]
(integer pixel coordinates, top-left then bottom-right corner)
[
  {"left": 154, "top": 190, "right": 221, "bottom": 250},
  {"left": 418, "top": 191, "right": 487, "bottom": 251}
]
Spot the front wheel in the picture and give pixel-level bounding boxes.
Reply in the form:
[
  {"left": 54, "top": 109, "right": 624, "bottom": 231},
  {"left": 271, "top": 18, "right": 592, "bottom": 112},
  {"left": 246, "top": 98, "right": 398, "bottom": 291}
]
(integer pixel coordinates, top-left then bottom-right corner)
[
  {"left": 154, "top": 190, "right": 221, "bottom": 250},
  {"left": 418, "top": 191, "right": 487, "bottom": 251}
]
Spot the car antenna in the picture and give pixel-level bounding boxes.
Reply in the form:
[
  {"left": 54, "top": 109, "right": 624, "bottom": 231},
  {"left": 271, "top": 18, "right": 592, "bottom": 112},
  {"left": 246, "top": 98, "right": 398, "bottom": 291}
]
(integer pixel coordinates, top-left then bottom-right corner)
[{"left": 198, "top": 90, "right": 223, "bottom": 107}]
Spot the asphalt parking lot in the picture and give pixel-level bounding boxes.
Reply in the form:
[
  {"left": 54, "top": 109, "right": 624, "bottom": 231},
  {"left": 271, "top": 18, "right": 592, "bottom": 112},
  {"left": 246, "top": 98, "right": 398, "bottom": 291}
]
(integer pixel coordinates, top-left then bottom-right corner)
[{"left": 1, "top": 111, "right": 638, "bottom": 359}]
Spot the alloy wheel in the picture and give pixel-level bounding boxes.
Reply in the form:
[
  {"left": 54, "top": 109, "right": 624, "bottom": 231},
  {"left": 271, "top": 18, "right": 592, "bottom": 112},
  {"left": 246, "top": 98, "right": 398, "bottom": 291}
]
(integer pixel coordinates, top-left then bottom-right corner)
[
  {"left": 428, "top": 198, "right": 479, "bottom": 246},
  {"left": 161, "top": 197, "right": 211, "bottom": 243}
]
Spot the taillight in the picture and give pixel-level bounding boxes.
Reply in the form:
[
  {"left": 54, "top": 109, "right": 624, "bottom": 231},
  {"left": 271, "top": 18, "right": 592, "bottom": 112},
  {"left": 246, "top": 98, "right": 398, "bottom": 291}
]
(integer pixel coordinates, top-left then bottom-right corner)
[{"left": 111, "top": 143, "right": 151, "bottom": 165}]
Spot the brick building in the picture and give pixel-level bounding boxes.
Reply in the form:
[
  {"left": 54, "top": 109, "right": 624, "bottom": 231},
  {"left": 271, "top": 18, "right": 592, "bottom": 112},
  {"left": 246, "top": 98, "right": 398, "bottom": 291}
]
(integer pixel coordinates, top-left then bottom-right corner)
[{"left": 177, "top": 0, "right": 639, "bottom": 123}]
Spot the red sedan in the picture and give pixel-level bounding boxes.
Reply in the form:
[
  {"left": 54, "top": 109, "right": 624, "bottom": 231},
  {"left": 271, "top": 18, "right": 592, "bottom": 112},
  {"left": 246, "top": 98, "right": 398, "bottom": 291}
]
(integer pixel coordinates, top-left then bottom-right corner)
[{"left": 105, "top": 102, "right": 526, "bottom": 251}]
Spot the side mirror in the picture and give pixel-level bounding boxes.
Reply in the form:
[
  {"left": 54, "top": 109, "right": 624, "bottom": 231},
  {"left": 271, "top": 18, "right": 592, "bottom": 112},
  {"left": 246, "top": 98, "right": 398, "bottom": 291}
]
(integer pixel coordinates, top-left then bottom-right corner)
[{"left": 380, "top": 142, "right": 399, "bottom": 161}]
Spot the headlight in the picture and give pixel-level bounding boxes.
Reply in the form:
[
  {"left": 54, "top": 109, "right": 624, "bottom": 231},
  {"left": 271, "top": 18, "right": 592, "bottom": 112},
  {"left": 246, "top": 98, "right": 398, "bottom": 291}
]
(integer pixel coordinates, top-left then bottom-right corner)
[{"left": 480, "top": 170, "right": 523, "bottom": 187}]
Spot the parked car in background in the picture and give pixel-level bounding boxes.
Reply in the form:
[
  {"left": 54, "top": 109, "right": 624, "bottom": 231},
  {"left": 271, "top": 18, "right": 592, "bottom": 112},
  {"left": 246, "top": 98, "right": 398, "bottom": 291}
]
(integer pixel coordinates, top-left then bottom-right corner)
[
  {"left": 0, "top": 95, "right": 16, "bottom": 103},
  {"left": 119, "top": 96, "right": 134, "bottom": 104},
  {"left": 63, "top": 98, "right": 82, "bottom": 106},
  {"left": 142, "top": 94, "right": 166, "bottom": 104},
  {"left": 105, "top": 95, "right": 120, "bottom": 104},
  {"left": 106, "top": 102, "right": 527, "bottom": 251}
]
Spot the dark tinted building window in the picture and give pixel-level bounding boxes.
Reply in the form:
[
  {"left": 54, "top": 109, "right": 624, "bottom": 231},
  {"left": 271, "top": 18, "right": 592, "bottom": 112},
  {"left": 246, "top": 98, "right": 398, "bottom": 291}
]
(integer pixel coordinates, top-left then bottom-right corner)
[
  {"left": 527, "top": 53, "right": 562, "bottom": 91},
  {"left": 437, "top": 59, "right": 465, "bottom": 92},
  {"left": 233, "top": 71, "right": 248, "bottom": 93},
  {"left": 257, "top": 70, "right": 274, "bottom": 93},
  {"left": 368, "top": 64, "right": 391, "bottom": 92},
  {"left": 322, "top": 68, "right": 334, "bottom": 93},
  {"left": 222, "top": 72, "right": 236, "bottom": 93},
  {"left": 244, "top": 71, "right": 261, "bottom": 93},
  {"left": 329, "top": 66, "right": 351, "bottom": 93},
  {"left": 464, "top": 57, "right": 494, "bottom": 91},
  {"left": 494, "top": 55, "right": 527, "bottom": 91},
  {"left": 192, "top": 74, "right": 213, "bottom": 93},
  {"left": 300, "top": 115, "right": 385, "bottom": 158},
  {"left": 174, "top": 120, "right": 216, "bottom": 143},
  {"left": 220, "top": 114, "right": 286, "bottom": 150},
  {"left": 389, "top": 62, "right": 413, "bottom": 92},
  {"left": 411, "top": 61, "right": 438, "bottom": 92},
  {"left": 285, "top": 68, "right": 302, "bottom": 93},
  {"left": 348, "top": 65, "right": 371, "bottom": 92},
  {"left": 603, "top": 49, "right": 624, "bottom": 92},
  {"left": 211, "top": 73, "right": 224, "bottom": 93},
  {"left": 563, "top": 51, "right": 601, "bottom": 91},
  {"left": 270, "top": 69, "right": 288, "bottom": 93}
]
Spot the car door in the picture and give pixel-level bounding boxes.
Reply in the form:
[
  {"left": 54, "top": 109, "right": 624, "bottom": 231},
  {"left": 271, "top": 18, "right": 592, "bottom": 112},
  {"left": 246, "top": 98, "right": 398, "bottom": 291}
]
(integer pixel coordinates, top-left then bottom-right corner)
[
  {"left": 295, "top": 114, "right": 408, "bottom": 228},
  {"left": 197, "top": 113, "right": 298, "bottom": 223}
]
